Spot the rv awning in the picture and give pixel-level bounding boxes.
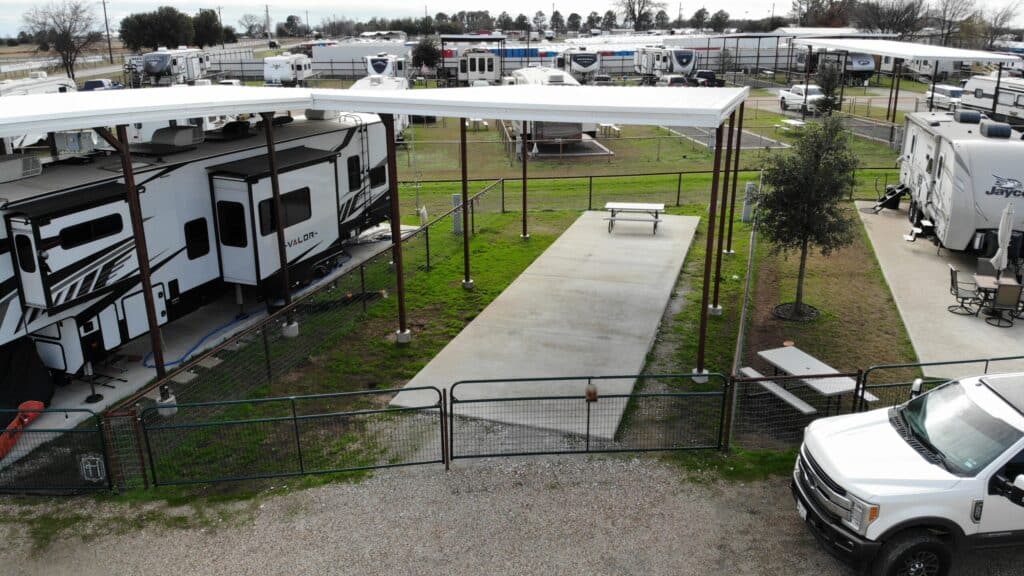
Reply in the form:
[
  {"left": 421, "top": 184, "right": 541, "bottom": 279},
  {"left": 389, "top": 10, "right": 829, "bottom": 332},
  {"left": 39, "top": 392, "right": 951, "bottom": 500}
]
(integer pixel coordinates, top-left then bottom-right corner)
[
  {"left": 793, "top": 38, "right": 1021, "bottom": 64},
  {"left": 0, "top": 85, "right": 749, "bottom": 138}
]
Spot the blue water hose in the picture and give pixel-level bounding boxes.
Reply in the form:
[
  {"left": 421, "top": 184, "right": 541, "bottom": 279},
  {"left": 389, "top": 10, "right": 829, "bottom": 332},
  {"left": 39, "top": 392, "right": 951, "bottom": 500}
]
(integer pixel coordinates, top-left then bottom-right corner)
[{"left": 142, "top": 307, "right": 262, "bottom": 368}]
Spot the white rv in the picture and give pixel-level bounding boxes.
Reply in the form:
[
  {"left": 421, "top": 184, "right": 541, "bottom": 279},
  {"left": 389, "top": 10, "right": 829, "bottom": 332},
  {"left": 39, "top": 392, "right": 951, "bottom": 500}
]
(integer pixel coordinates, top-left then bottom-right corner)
[
  {"left": 899, "top": 110, "right": 1024, "bottom": 255},
  {"left": 0, "top": 72, "right": 76, "bottom": 97},
  {"left": 264, "top": 53, "right": 314, "bottom": 87},
  {"left": 136, "top": 47, "right": 210, "bottom": 86},
  {"left": 350, "top": 75, "right": 410, "bottom": 136},
  {"left": 553, "top": 47, "right": 602, "bottom": 84},
  {"left": 633, "top": 46, "right": 695, "bottom": 83},
  {"left": 0, "top": 73, "right": 83, "bottom": 163},
  {"left": 510, "top": 67, "right": 597, "bottom": 142},
  {"left": 0, "top": 110, "right": 392, "bottom": 379},
  {"left": 457, "top": 47, "right": 501, "bottom": 86},
  {"left": 364, "top": 53, "right": 406, "bottom": 77},
  {"left": 960, "top": 74, "right": 1024, "bottom": 125}
]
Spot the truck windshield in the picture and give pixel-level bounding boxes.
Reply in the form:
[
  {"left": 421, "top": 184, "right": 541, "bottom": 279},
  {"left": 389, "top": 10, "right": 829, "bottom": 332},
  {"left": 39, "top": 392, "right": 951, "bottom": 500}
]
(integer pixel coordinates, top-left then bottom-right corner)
[
  {"left": 805, "top": 87, "right": 823, "bottom": 96},
  {"left": 902, "top": 382, "right": 1023, "bottom": 476}
]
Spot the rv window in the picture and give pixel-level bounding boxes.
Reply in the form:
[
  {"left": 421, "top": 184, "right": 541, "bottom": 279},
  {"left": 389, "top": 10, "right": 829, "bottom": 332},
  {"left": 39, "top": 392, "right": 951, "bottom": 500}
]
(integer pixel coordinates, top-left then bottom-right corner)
[
  {"left": 937, "top": 155, "right": 945, "bottom": 178},
  {"left": 369, "top": 165, "right": 387, "bottom": 187},
  {"left": 999, "top": 92, "right": 1014, "bottom": 105},
  {"left": 14, "top": 234, "right": 35, "bottom": 274},
  {"left": 258, "top": 187, "right": 312, "bottom": 236},
  {"left": 347, "top": 156, "right": 361, "bottom": 191},
  {"left": 884, "top": 56, "right": 891, "bottom": 64},
  {"left": 487, "top": 59, "right": 494, "bottom": 72},
  {"left": 1017, "top": 95, "right": 1024, "bottom": 107},
  {"left": 910, "top": 133, "right": 917, "bottom": 153},
  {"left": 59, "top": 87, "right": 68, "bottom": 93},
  {"left": 59, "top": 214, "right": 123, "bottom": 250},
  {"left": 216, "top": 201, "right": 247, "bottom": 247},
  {"left": 470, "top": 58, "right": 477, "bottom": 72},
  {"left": 184, "top": 218, "right": 210, "bottom": 260},
  {"left": 460, "top": 60, "right": 467, "bottom": 73}
]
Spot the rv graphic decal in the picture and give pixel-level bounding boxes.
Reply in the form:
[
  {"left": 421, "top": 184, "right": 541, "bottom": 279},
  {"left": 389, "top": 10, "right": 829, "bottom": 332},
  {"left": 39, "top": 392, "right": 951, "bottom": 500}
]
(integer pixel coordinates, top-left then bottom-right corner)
[
  {"left": 287, "top": 231, "right": 319, "bottom": 248},
  {"left": 987, "top": 175, "right": 1024, "bottom": 198},
  {"left": 570, "top": 53, "right": 599, "bottom": 68},
  {"left": 369, "top": 59, "right": 388, "bottom": 74}
]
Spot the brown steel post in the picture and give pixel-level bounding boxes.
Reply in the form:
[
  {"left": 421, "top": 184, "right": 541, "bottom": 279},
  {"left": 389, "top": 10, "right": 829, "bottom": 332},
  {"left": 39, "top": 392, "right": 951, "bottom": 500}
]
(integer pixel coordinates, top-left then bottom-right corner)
[
  {"left": 725, "top": 102, "right": 745, "bottom": 254},
  {"left": 521, "top": 120, "right": 529, "bottom": 239},
  {"left": 261, "top": 113, "right": 292, "bottom": 307},
  {"left": 885, "top": 59, "right": 898, "bottom": 122},
  {"left": 802, "top": 46, "right": 812, "bottom": 121},
  {"left": 459, "top": 118, "right": 473, "bottom": 289},
  {"left": 695, "top": 123, "right": 725, "bottom": 378},
  {"left": 382, "top": 113, "right": 410, "bottom": 343},
  {"left": 891, "top": 63, "right": 903, "bottom": 124},
  {"left": 928, "top": 60, "right": 939, "bottom": 112},
  {"left": 114, "top": 125, "right": 167, "bottom": 379},
  {"left": 711, "top": 111, "right": 736, "bottom": 313},
  {"left": 992, "top": 63, "right": 1004, "bottom": 116}
]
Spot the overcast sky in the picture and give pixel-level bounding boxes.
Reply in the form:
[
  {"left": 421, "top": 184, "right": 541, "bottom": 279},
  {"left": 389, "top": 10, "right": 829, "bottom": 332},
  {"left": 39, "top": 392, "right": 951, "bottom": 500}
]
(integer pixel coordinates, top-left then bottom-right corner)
[{"left": 1, "top": 1, "right": 1022, "bottom": 37}]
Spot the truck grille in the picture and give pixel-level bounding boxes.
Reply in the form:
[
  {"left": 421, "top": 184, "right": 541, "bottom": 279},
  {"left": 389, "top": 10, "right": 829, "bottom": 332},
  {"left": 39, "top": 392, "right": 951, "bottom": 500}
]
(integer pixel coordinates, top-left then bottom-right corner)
[{"left": 797, "top": 448, "right": 853, "bottom": 522}]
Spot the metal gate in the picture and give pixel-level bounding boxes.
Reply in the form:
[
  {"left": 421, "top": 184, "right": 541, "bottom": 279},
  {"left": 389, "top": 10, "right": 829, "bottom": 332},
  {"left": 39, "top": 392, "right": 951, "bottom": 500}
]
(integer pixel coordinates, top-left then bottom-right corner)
[{"left": 0, "top": 407, "right": 111, "bottom": 494}]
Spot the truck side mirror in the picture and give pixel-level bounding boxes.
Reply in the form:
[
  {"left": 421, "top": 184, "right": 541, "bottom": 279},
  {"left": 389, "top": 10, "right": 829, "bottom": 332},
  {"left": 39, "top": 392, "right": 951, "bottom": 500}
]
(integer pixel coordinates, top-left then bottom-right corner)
[
  {"left": 910, "top": 378, "right": 924, "bottom": 399},
  {"left": 1015, "top": 474, "right": 1024, "bottom": 492}
]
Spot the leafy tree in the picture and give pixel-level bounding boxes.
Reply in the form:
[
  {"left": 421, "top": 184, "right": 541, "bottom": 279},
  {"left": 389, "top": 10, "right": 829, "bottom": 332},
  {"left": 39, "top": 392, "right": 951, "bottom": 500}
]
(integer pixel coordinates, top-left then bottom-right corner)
[
  {"left": 586, "top": 11, "right": 602, "bottom": 30},
  {"left": 514, "top": 14, "right": 530, "bottom": 30},
  {"left": 739, "top": 15, "right": 790, "bottom": 32},
  {"left": 192, "top": 9, "right": 222, "bottom": 48},
  {"left": 496, "top": 11, "right": 514, "bottom": 30},
  {"left": 654, "top": 10, "right": 671, "bottom": 28},
  {"left": 709, "top": 9, "right": 730, "bottom": 32},
  {"left": 282, "top": 15, "right": 303, "bottom": 36},
  {"left": 567, "top": 13, "right": 582, "bottom": 31},
  {"left": 550, "top": 10, "right": 565, "bottom": 32},
  {"left": 855, "top": 0, "right": 926, "bottom": 39},
  {"left": 22, "top": 0, "right": 100, "bottom": 80},
  {"left": 412, "top": 35, "right": 440, "bottom": 69},
  {"left": 238, "top": 13, "right": 263, "bottom": 37},
  {"left": 759, "top": 116, "right": 858, "bottom": 320},
  {"left": 616, "top": 0, "right": 667, "bottom": 31},
  {"left": 120, "top": 7, "right": 193, "bottom": 52},
  {"left": 791, "top": 0, "right": 856, "bottom": 27},
  {"left": 691, "top": 7, "right": 709, "bottom": 29},
  {"left": 814, "top": 63, "right": 842, "bottom": 115},
  {"left": 222, "top": 25, "right": 237, "bottom": 43},
  {"left": 601, "top": 10, "right": 618, "bottom": 30},
  {"left": 533, "top": 11, "right": 547, "bottom": 30}
]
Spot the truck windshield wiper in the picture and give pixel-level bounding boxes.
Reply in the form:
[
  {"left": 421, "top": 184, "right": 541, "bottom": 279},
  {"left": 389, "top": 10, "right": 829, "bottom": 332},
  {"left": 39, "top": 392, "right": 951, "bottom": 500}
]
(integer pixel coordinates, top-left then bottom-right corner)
[{"left": 898, "top": 407, "right": 954, "bottom": 473}]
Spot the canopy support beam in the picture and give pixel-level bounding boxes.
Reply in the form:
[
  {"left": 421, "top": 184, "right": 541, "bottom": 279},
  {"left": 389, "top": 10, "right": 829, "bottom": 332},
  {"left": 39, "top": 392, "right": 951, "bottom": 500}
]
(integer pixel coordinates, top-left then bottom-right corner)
[
  {"left": 726, "top": 102, "right": 745, "bottom": 254},
  {"left": 890, "top": 61, "right": 903, "bottom": 124},
  {"left": 928, "top": 60, "right": 939, "bottom": 112},
  {"left": 521, "top": 121, "right": 529, "bottom": 240},
  {"left": 993, "top": 63, "right": 1004, "bottom": 116},
  {"left": 711, "top": 110, "right": 736, "bottom": 315},
  {"left": 802, "top": 46, "right": 813, "bottom": 121},
  {"left": 261, "top": 113, "right": 292, "bottom": 308},
  {"left": 459, "top": 118, "right": 473, "bottom": 289},
  {"left": 695, "top": 123, "right": 725, "bottom": 379},
  {"left": 382, "top": 113, "right": 410, "bottom": 344}
]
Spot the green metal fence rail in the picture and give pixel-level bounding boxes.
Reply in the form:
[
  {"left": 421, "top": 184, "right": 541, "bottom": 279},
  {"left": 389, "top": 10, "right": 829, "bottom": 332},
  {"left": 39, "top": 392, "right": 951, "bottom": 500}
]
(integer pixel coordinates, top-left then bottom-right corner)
[
  {"left": 448, "top": 374, "right": 729, "bottom": 459},
  {"left": 139, "top": 387, "right": 446, "bottom": 486},
  {"left": 0, "top": 408, "right": 111, "bottom": 494},
  {"left": 858, "top": 355, "right": 1024, "bottom": 412}
]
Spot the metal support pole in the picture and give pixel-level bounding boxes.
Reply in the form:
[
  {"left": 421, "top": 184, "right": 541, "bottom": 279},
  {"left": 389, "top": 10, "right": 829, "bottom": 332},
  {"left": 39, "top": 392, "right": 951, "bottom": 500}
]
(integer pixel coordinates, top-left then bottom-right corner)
[
  {"left": 695, "top": 123, "right": 725, "bottom": 379},
  {"left": 459, "top": 118, "right": 473, "bottom": 290},
  {"left": 929, "top": 60, "right": 939, "bottom": 112},
  {"left": 891, "top": 62, "right": 903, "bottom": 124},
  {"left": 711, "top": 111, "right": 736, "bottom": 314},
  {"left": 786, "top": 40, "right": 793, "bottom": 84},
  {"left": 521, "top": 121, "right": 529, "bottom": 239},
  {"left": 261, "top": 113, "right": 292, "bottom": 307},
  {"left": 992, "top": 63, "right": 1004, "bottom": 116},
  {"left": 802, "top": 46, "right": 812, "bottom": 121},
  {"left": 382, "top": 113, "right": 410, "bottom": 343},
  {"left": 725, "top": 102, "right": 745, "bottom": 254},
  {"left": 104, "top": 126, "right": 167, "bottom": 379},
  {"left": 886, "top": 59, "right": 899, "bottom": 121},
  {"left": 838, "top": 50, "right": 848, "bottom": 114}
]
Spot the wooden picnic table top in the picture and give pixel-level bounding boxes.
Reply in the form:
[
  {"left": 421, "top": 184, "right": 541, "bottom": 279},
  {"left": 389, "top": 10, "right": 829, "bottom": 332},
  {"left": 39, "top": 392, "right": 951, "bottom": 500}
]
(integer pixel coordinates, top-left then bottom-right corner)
[
  {"left": 974, "top": 274, "right": 1020, "bottom": 292},
  {"left": 757, "top": 346, "right": 858, "bottom": 396},
  {"left": 604, "top": 202, "right": 665, "bottom": 212}
]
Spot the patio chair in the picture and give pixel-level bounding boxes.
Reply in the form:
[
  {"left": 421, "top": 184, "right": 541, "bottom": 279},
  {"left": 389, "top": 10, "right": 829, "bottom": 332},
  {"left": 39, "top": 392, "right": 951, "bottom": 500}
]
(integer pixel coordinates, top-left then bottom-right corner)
[
  {"left": 977, "top": 258, "right": 998, "bottom": 277},
  {"left": 985, "top": 283, "right": 1023, "bottom": 327},
  {"left": 948, "top": 265, "right": 980, "bottom": 316}
]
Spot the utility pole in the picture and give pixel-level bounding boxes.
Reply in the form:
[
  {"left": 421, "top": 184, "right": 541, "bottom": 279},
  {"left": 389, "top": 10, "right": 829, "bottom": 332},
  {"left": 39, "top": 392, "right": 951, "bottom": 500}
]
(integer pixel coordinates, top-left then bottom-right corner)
[
  {"left": 217, "top": 6, "right": 225, "bottom": 48},
  {"left": 101, "top": 0, "right": 113, "bottom": 64},
  {"left": 265, "top": 4, "right": 271, "bottom": 40},
  {"left": 305, "top": 10, "right": 309, "bottom": 37}
]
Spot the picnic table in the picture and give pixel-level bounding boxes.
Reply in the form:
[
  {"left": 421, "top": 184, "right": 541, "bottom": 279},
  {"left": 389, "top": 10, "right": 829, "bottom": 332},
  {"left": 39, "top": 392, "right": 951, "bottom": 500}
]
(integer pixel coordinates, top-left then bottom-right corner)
[
  {"left": 757, "top": 346, "right": 877, "bottom": 413},
  {"left": 599, "top": 123, "right": 621, "bottom": 137},
  {"left": 604, "top": 202, "right": 664, "bottom": 234},
  {"left": 465, "top": 118, "right": 489, "bottom": 131}
]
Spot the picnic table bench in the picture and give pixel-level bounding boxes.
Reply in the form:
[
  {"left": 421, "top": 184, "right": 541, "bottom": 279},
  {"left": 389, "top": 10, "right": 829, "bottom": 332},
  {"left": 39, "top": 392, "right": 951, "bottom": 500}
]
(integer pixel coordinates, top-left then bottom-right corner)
[
  {"left": 599, "top": 123, "right": 621, "bottom": 137},
  {"left": 738, "top": 366, "right": 817, "bottom": 415},
  {"left": 756, "top": 346, "right": 878, "bottom": 414},
  {"left": 604, "top": 202, "right": 664, "bottom": 234}
]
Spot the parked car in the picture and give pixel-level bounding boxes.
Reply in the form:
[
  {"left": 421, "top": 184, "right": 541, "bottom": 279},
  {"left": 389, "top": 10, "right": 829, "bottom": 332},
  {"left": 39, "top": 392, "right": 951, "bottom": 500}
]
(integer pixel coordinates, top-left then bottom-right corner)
[
  {"left": 779, "top": 84, "right": 825, "bottom": 113},
  {"left": 924, "top": 84, "right": 964, "bottom": 110},
  {"left": 793, "top": 373, "right": 1024, "bottom": 576},
  {"left": 655, "top": 75, "right": 690, "bottom": 87},
  {"left": 80, "top": 78, "right": 123, "bottom": 91},
  {"left": 592, "top": 74, "right": 613, "bottom": 86},
  {"left": 691, "top": 70, "right": 724, "bottom": 87}
]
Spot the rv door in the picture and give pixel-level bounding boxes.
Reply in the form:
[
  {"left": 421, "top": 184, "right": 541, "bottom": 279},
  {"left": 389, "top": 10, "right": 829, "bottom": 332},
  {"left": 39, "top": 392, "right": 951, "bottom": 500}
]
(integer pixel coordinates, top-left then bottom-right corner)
[
  {"left": 121, "top": 284, "right": 167, "bottom": 339},
  {"left": 9, "top": 217, "right": 46, "bottom": 308},
  {"left": 213, "top": 179, "right": 258, "bottom": 285}
]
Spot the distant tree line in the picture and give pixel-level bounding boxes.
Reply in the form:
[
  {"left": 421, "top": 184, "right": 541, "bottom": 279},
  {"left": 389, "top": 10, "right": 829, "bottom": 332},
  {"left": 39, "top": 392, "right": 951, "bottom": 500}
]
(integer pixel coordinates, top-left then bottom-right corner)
[{"left": 118, "top": 6, "right": 235, "bottom": 51}]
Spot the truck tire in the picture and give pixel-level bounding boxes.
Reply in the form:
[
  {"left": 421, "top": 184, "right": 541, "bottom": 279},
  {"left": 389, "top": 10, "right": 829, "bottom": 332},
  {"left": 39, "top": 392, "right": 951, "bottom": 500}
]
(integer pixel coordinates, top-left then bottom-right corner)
[
  {"left": 780, "top": 98, "right": 788, "bottom": 110},
  {"left": 871, "top": 530, "right": 952, "bottom": 576}
]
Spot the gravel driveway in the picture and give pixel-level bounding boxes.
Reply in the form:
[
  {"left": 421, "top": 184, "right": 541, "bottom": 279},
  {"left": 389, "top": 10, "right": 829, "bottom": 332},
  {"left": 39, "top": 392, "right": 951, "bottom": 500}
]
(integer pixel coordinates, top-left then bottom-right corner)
[{"left": 0, "top": 457, "right": 1020, "bottom": 575}]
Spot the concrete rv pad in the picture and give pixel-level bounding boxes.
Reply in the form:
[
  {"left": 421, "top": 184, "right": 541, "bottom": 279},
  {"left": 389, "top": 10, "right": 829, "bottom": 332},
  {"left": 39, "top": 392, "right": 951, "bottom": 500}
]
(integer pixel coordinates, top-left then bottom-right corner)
[
  {"left": 857, "top": 202, "right": 1024, "bottom": 379},
  {"left": 392, "top": 211, "right": 699, "bottom": 439}
]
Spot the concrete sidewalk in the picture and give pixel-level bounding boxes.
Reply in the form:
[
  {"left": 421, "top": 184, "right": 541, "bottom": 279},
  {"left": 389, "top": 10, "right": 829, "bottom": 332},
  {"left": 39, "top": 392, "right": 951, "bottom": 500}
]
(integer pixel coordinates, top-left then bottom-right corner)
[{"left": 393, "top": 211, "right": 698, "bottom": 438}]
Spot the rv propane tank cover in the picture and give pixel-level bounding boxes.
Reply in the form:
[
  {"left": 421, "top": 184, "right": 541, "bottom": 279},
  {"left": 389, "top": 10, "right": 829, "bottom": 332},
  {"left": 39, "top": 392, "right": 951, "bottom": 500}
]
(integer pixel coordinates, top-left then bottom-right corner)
[
  {"left": 954, "top": 109, "right": 981, "bottom": 124},
  {"left": 980, "top": 121, "right": 1013, "bottom": 139}
]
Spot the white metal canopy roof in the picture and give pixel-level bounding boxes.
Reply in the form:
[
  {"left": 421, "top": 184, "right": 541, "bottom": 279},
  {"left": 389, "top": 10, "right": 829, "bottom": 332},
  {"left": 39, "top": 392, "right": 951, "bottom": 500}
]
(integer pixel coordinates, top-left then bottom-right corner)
[
  {"left": 0, "top": 84, "right": 749, "bottom": 138},
  {"left": 793, "top": 38, "right": 1021, "bottom": 63}
]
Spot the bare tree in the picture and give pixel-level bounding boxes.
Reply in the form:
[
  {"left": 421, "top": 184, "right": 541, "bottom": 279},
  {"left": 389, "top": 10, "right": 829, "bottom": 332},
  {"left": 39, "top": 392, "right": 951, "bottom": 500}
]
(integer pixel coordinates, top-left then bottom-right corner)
[
  {"left": 616, "top": 0, "right": 667, "bottom": 31},
  {"left": 982, "top": 1, "right": 1021, "bottom": 49},
  {"left": 856, "top": 0, "right": 927, "bottom": 39},
  {"left": 932, "top": 0, "right": 977, "bottom": 45},
  {"left": 22, "top": 0, "right": 100, "bottom": 80},
  {"left": 239, "top": 13, "right": 264, "bottom": 37}
]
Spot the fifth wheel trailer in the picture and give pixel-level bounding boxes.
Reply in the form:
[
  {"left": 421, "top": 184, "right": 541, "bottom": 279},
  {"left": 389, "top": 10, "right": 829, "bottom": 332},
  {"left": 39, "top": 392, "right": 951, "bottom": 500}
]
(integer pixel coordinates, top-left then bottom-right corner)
[
  {"left": 0, "top": 109, "right": 391, "bottom": 379},
  {"left": 898, "top": 110, "right": 1024, "bottom": 255},
  {"left": 509, "top": 67, "right": 597, "bottom": 142}
]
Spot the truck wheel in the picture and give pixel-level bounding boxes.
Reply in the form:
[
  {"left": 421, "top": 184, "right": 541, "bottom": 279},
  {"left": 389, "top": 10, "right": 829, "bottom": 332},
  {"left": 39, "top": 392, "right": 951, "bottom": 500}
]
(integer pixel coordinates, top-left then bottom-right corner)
[
  {"left": 871, "top": 530, "right": 952, "bottom": 576},
  {"left": 780, "top": 98, "right": 788, "bottom": 110}
]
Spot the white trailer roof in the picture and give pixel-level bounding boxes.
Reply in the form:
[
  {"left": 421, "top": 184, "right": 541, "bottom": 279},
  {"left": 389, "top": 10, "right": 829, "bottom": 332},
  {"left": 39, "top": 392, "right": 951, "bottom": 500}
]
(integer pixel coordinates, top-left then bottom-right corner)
[
  {"left": 793, "top": 38, "right": 1021, "bottom": 63},
  {"left": 0, "top": 84, "right": 748, "bottom": 137}
]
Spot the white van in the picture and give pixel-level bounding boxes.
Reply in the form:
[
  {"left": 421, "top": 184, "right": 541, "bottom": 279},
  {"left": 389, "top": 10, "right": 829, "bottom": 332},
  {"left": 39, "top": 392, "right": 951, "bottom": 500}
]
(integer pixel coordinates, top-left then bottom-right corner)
[{"left": 925, "top": 84, "right": 964, "bottom": 110}]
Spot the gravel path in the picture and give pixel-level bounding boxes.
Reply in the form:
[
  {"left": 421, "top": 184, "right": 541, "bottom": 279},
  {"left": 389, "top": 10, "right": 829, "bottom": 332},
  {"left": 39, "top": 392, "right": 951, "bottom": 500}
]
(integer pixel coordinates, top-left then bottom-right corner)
[{"left": 0, "top": 457, "right": 1020, "bottom": 575}]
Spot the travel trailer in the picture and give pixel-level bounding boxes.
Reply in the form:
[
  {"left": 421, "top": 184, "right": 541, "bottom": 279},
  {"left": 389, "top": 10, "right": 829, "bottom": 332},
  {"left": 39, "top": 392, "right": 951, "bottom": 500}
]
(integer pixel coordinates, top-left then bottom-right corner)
[
  {"left": 457, "top": 47, "right": 501, "bottom": 86},
  {"left": 135, "top": 47, "right": 210, "bottom": 86},
  {"left": 364, "top": 53, "right": 406, "bottom": 77},
  {"left": 897, "top": 110, "right": 1024, "bottom": 255},
  {"left": 350, "top": 75, "right": 410, "bottom": 135},
  {"left": 0, "top": 108, "right": 392, "bottom": 379},
  {"left": 0, "top": 72, "right": 83, "bottom": 163},
  {"left": 509, "top": 67, "right": 597, "bottom": 142},
  {"left": 0, "top": 72, "right": 76, "bottom": 97},
  {"left": 633, "top": 46, "right": 695, "bottom": 83},
  {"left": 960, "top": 74, "right": 1024, "bottom": 125},
  {"left": 796, "top": 50, "right": 876, "bottom": 82},
  {"left": 264, "top": 53, "right": 314, "bottom": 87},
  {"left": 552, "top": 47, "right": 602, "bottom": 84}
]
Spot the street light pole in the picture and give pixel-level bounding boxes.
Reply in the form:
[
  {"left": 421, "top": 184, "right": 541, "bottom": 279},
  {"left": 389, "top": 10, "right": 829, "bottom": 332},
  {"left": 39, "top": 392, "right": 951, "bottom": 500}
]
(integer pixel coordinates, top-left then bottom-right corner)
[
  {"left": 217, "top": 6, "right": 225, "bottom": 49},
  {"left": 101, "top": 0, "right": 113, "bottom": 64}
]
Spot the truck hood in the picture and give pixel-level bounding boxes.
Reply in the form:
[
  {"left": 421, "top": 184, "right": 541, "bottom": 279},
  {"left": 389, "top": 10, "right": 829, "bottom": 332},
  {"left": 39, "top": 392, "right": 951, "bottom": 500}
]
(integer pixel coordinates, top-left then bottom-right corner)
[{"left": 804, "top": 409, "right": 961, "bottom": 500}]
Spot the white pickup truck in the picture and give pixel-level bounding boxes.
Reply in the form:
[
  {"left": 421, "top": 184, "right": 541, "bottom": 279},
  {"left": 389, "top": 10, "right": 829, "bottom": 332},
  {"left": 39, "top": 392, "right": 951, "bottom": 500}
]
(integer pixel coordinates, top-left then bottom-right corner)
[
  {"left": 793, "top": 373, "right": 1024, "bottom": 576},
  {"left": 779, "top": 84, "right": 825, "bottom": 113}
]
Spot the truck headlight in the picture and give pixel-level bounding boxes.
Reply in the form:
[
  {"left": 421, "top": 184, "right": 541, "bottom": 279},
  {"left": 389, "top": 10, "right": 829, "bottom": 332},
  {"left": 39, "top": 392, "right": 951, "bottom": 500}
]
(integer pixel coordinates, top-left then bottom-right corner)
[{"left": 845, "top": 495, "right": 880, "bottom": 535}]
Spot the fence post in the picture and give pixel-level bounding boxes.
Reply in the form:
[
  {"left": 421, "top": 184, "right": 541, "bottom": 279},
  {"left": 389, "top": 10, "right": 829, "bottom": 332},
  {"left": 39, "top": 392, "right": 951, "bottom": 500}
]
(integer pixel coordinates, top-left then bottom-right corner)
[
  {"left": 359, "top": 264, "right": 368, "bottom": 311},
  {"left": 721, "top": 375, "right": 736, "bottom": 450},
  {"left": 261, "top": 329, "right": 273, "bottom": 383},
  {"left": 131, "top": 406, "right": 150, "bottom": 490},
  {"left": 588, "top": 175, "right": 593, "bottom": 210},
  {"left": 676, "top": 172, "right": 682, "bottom": 206},
  {"left": 501, "top": 178, "right": 506, "bottom": 213},
  {"left": 290, "top": 397, "right": 305, "bottom": 474},
  {"left": 441, "top": 388, "right": 449, "bottom": 470},
  {"left": 424, "top": 227, "right": 431, "bottom": 270}
]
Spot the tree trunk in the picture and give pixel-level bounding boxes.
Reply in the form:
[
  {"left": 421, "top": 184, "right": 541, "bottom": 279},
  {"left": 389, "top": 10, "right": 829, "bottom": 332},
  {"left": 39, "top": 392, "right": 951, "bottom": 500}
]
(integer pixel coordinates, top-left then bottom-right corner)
[{"left": 795, "top": 237, "right": 810, "bottom": 316}]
